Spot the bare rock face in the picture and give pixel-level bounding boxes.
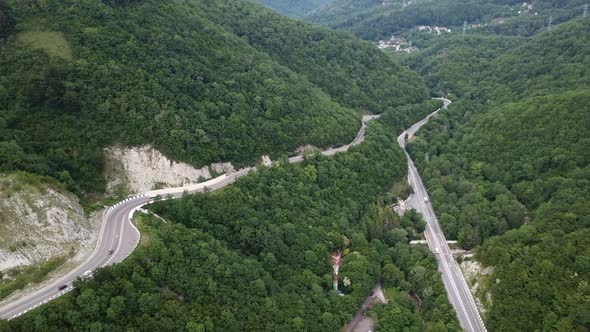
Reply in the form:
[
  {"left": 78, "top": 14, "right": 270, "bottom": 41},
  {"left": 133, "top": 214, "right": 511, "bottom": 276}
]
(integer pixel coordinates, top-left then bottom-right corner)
[
  {"left": 295, "top": 145, "right": 319, "bottom": 155},
  {"left": 104, "top": 145, "right": 234, "bottom": 194},
  {"left": 261, "top": 155, "right": 272, "bottom": 166},
  {"left": 211, "top": 162, "right": 235, "bottom": 175},
  {"left": 0, "top": 174, "right": 98, "bottom": 272},
  {"left": 460, "top": 256, "right": 494, "bottom": 315}
]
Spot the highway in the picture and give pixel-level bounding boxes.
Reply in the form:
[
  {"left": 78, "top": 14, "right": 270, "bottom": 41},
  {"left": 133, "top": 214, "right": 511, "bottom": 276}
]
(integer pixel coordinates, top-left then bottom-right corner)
[
  {"left": 0, "top": 113, "right": 378, "bottom": 320},
  {"left": 398, "top": 98, "right": 487, "bottom": 332},
  {"left": 0, "top": 195, "right": 151, "bottom": 320}
]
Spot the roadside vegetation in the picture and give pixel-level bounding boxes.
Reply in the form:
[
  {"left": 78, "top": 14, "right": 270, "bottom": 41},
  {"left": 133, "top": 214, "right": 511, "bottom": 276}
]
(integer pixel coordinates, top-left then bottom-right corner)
[{"left": 0, "top": 256, "right": 66, "bottom": 300}]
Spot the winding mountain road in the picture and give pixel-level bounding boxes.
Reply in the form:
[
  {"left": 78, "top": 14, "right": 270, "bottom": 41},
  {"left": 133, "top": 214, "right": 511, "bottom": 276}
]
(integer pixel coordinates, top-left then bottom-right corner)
[
  {"left": 0, "top": 114, "right": 378, "bottom": 321},
  {"left": 1, "top": 100, "right": 486, "bottom": 332}
]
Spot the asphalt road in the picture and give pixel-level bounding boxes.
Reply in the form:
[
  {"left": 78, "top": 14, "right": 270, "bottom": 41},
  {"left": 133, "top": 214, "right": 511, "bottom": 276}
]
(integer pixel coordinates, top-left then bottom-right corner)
[
  {"left": 0, "top": 114, "right": 378, "bottom": 321},
  {"left": 346, "top": 284, "right": 380, "bottom": 332},
  {"left": 398, "top": 98, "right": 487, "bottom": 332},
  {"left": 0, "top": 195, "right": 151, "bottom": 320}
]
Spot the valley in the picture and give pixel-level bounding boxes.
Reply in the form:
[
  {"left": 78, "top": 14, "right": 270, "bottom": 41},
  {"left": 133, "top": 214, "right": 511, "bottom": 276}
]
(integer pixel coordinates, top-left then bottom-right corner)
[{"left": 1, "top": 0, "right": 588, "bottom": 331}]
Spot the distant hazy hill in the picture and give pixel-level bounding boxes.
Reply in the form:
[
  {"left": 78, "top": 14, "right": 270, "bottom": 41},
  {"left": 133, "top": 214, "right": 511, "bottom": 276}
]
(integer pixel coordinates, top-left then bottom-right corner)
[
  {"left": 257, "top": 0, "right": 331, "bottom": 18},
  {"left": 0, "top": 0, "right": 427, "bottom": 193},
  {"left": 308, "top": 0, "right": 588, "bottom": 39}
]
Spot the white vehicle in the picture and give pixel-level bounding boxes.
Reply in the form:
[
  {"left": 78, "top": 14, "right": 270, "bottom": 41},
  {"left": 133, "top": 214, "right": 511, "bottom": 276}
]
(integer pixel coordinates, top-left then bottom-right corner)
[
  {"left": 435, "top": 247, "right": 440, "bottom": 254},
  {"left": 424, "top": 196, "right": 429, "bottom": 203},
  {"left": 83, "top": 270, "right": 93, "bottom": 278}
]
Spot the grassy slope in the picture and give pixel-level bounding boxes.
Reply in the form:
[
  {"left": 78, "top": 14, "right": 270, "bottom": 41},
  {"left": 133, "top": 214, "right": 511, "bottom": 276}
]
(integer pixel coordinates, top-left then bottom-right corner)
[{"left": 15, "top": 31, "right": 72, "bottom": 60}]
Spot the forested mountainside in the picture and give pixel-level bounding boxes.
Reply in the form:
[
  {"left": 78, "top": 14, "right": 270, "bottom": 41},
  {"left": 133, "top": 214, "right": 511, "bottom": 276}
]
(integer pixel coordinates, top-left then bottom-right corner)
[
  {"left": 257, "top": 0, "right": 331, "bottom": 18},
  {"left": 3, "top": 103, "right": 460, "bottom": 331},
  {"left": 410, "top": 17, "right": 590, "bottom": 100},
  {"left": 407, "top": 34, "right": 521, "bottom": 97},
  {"left": 308, "top": 0, "right": 588, "bottom": 39},
  {"left": 406, "top": 18, "right": 590, "bottom": 330},
  {"left": 0, "top": 0, "right": 427, "bottom": 194},
  {"left": 206, "top": 0, "right": 428, "bottom": 114}
]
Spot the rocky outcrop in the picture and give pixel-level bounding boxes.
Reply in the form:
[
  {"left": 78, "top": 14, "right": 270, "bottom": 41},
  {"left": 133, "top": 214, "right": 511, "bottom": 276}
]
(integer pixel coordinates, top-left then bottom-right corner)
[
  {"left": 460, "top": 255, "right": 494, "bottom": 315},
  {"left": 0, "top": 173, "right": 98, "bottom": 272},
  {"left": 104, "top": 145, "right": 234, "bottom": 194}
]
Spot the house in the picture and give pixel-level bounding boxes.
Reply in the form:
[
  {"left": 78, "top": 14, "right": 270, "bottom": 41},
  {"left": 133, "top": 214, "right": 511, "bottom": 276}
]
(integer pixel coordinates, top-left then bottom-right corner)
[
  {"left": 434, "top": 26, "right": 452, "bottom": 35},
  {"left": 377, "top": 35, "right": 418, "bottom": 53}
]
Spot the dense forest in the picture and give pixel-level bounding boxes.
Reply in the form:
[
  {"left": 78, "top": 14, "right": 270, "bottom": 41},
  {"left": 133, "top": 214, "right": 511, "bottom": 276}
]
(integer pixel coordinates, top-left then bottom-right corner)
[
  {"left": 307, "top": 0, "right": 588, "bottom": 40},
  {"left": 408, "top": 17, "right": 590, "bottom": 100},
  {"left": 206, "top": 0, "right": 429, "bottom": 114},
  {"left": 407, "top": 34, "right": 520, "bottom": 97},
  {"left": 2, "top": 104, "right": 459, "bottom": 331},
  {"left": 0, "top": 0, "right": 427, "bottom": 194},
  {"left": 405, "top": 18, "right": 590, "bottom": 330}
]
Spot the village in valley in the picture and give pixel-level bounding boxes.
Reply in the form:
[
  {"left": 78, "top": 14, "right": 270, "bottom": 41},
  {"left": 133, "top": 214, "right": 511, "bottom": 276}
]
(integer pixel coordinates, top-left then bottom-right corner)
[
  {"left": 377, "top": 25, "right": 452, "bottom": 53},
  {"left": 377, "top": 35, "right": 417, "bottom": 53},
  {"left": 377, "top": 2, "right": 538, "bottom": 53}
]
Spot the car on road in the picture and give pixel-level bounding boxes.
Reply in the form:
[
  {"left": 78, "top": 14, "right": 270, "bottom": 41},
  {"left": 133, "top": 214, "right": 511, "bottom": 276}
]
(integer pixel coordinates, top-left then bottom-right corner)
[
  {"left": 424, "top": 196, "right": 428, "bottom": 203},
  {"left": 435, "top": 247, "right": 440, "bottom": 254},
  {"left": 57, "top": 285, "right": 68, "bottom": 291},
  {"left": 108, "top": 249, "right": 114, "bottom": 255},
  {"left": 83, "top": 270, "right": 93, "bottom": 278},
  {"left": 368, "top": 291, "right": 374, "bottom": 296}
]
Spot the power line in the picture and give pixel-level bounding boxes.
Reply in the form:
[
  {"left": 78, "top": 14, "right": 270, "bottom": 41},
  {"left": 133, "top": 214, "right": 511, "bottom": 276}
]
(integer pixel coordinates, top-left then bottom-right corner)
[{"left": 462, "top": 19, "right": 468, "bottom": 36}]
